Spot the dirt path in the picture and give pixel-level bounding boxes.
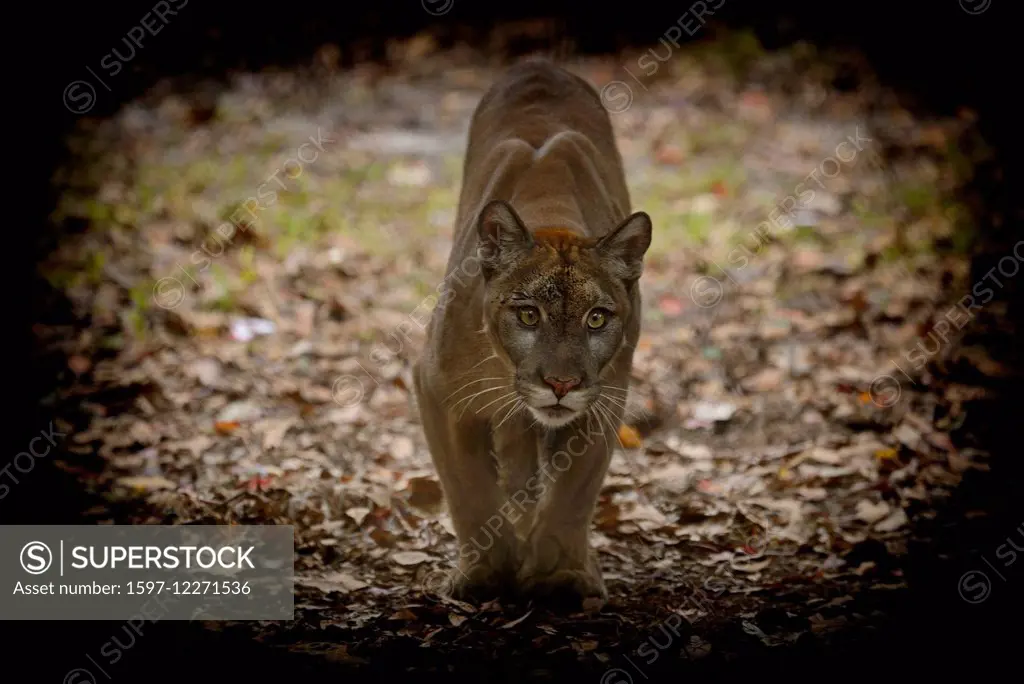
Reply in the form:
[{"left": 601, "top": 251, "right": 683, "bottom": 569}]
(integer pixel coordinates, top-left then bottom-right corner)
[{"left": 36, "top": 30, "right": 1017, "bottom": 680}]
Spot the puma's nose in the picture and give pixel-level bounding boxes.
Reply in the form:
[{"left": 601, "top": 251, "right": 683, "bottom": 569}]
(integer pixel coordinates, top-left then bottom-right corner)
[{"left": 543, "top": 376, "right": 581, "bottom": 399}]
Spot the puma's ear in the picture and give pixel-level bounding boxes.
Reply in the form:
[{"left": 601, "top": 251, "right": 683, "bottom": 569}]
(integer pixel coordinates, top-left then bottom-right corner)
[
  {"left": 596, "top": 212, "right": 652, "bottom": 282},
  {"left": 477, "top": 200, "right": 533, "bottom": 279}
]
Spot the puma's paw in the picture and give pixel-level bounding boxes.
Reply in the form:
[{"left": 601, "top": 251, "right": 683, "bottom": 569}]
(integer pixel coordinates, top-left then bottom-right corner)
[
  {"left": 518, "top": 568, "right": 608, "bottom": 611},
  {"left": 450, "top": 564, "right": 516, "bottom": 603}
]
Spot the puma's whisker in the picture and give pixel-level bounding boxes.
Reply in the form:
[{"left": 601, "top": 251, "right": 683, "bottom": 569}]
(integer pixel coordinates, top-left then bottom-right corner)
[
  {"left": 472, "top": 390, "right": 520, "bottom": 416},
  {"left": 469, "top": 353, "right": 500, "bottom": 369},
  {"left": 487, "top": 394, "right": 522, "bottom": 422},
  {"left": 601, "top": 384, "right": 652, "bottom": 409},
  {"left": 444, "top": 376, "right": 508, "bottom": 403},
  {"left": 599, "top": 393, "right": 642, "bottom": 422},
  {"left": 588, "top": 404, "right": 613, "bottom": 455},
  {"left": 449, "top": 384, "right": 513, "bottom": 413},
  {"left": 594, "top": 400, "right": 625, "bottom": 450},
  {"left": 495, "top": 399, "right": 526, "bottom": 430}
]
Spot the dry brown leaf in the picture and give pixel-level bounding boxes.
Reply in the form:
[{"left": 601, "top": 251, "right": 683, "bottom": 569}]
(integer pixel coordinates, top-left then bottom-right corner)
[
  {"left": 406, "top": 476, "right": 444, "bottom": 513},
  {"left": 388, "top": 609, "right": 418, "bottom": 621},
  {"left": 370, "top": 528, "right": 398, "bottom": 548},
  {"left": 69, "top": 355, "right": 92, "bottom": 375}
]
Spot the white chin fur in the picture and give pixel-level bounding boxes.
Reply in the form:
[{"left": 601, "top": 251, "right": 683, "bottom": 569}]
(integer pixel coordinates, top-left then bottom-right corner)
[{"left": 527, "top": 406, "right": 583, "bottom": 429}]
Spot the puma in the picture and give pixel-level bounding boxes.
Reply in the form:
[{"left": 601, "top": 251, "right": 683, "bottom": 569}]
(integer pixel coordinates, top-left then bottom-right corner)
[{"left": 413, "top": 60, "right": 653, "bottom": 608}]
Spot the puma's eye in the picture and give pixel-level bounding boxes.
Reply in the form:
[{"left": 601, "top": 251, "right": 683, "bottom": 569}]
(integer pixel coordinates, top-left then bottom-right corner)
[
  {"left": 587, "top": 309, "right": 609, "bottom": 329},
  {"left": 518, "top": 307, "right": 540, "bottom": 326}
]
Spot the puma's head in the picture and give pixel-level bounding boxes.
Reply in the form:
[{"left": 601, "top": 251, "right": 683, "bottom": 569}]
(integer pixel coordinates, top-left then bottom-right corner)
[{"left": 476, "top": 199, "right": 652, "bottom": 429}]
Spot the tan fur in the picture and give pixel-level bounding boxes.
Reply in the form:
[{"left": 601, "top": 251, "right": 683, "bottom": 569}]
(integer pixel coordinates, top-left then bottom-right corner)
[{"left": 413, "top": 60, "right": 651, "bottom": 608}]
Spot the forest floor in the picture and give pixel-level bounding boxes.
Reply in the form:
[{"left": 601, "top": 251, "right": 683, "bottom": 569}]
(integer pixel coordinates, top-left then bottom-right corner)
[{"left": 36, "top": 26, "right": 1019, "bottom": 681}]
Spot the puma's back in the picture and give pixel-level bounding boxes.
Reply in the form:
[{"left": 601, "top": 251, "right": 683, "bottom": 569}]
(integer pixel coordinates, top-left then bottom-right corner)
[
  {"left": 444, "top": 61, "right": 637, "bottom": 273},
  {"left": 455, "top": 60, "right": 632, "bottom": 229}
]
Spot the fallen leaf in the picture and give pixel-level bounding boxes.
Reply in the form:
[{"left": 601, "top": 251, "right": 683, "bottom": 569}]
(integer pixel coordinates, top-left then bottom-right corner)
[
  {"left": 853, "top": 561, "right": 877, "bottom": 576},
  {"left": 956, "top": 346, "right": 1010, "bottom": 378},
  {"left": 741, "top": 368, "right": 784, "bottom": 392},
  {"left": 501, "top": 609, "right": 534, "bottom": 629},
  {"left": 646, "top": 463, "right": 693, "bottom": 490},
  {"left": 117, "top": 475, "right": 176, "bottom": 491},
  {"left": 261, "top": 418, "right": 295, "bottom": 450},
  {"left": 294, "top": 300, "right": 317, "bottom": 338},
  {"left": 676, "top": 442, "right": 713, "bottom": 460},
  {"left": 217, "top": 400, "right": 263, "bottom": 423},
  {"left": 658, "top": 295, "right": 685, "bottom": 317},
  {"left": 406, "top": 477, "right": 444, "bottom": 513},
  {"left": 618, "top": 424, "right": 642, "bottom": 449},
  {"left": 392, "top": 435, "right": 416, "bottom": 460},
  {"left": 731, "top": 557, "right": 772, "bottom": 573},
  {"left": 893, "top": 424, "right": 922, "bottom": 450},
  {"left": 392, "top": 551, "right": 432, "bottom": 566},
  {"left": 244, "top": 474, "right": 274, "bottom": 491},
  {"left": 742, "top": 620, "right": 767, "bottom": 637},
  {"left": 619, "top": 503, "right": 669, "bottom": 526},
  {"left": 320, "top": 644, "right": 369, "bottom": 665},
  {"left": 68, "top": 355, "right": 91, "bottom": 375},
  {"left": 796, "top": 487, "right": 828, "bottom": 501},
  {"left": 346, "top": 507, "right": 371, "bottom": 526},
  {"left": 874, "top": 448, "right": 899, "bottom": 462},
  {"left": 297, "top": 572, "right": 369, "bottom": 594},
  {"left": 808, "top": 447, "right": 842, "bottom": 464},
  {"left": 388, "top": 608, "right": 418, "bottom": 621},
  {"left": 855, "top": 499, "right": 890, "bottom": 524},
  {"left": 215, "top": 420, "right": 241, "bottom": 435},
  {"left": 654, "top": 143, "right": 685, "bottom": 166},
  {"left": 387, "top": 160, "right": 432, "bottom": 187},
  {"left": 370, "top": 528, "right": 398, "bottom": 548},
  {"left": 692, "top": 401, "right": 736, "bottom": 423},
  {"left": 187, "top": 358, "right": 221, "bottom": 387},
  {"left": 230, "top": 317, "right": 276, "bottom": 342},
  {"left": 874, "top": 508, "right": 908, "bottom": 532}
]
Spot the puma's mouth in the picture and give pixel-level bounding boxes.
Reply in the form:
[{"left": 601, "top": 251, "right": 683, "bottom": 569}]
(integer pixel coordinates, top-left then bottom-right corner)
[
  {"left": 541, "top": 405, "right": 574, "bottom": 416},
  {"left": 529, "top": 404, "right": 584, "bottom": 429},
  {"left": 521, "top": 384, "right": 593, "bottom": 428}
]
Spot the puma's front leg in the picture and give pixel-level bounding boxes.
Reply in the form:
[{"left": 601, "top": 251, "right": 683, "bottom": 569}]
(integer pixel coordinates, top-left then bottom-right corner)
[
  {"left": 495, "top": 427, "right": 541, "bottom": 542},
  {"left": 415, "top": 374, "right": 519, "bottom": 601},
  {"left": 517, "top": 412, "right": 615, "bottom": 607}
]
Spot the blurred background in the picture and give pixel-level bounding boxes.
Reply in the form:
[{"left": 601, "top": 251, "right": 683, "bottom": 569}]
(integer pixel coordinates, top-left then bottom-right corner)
[{"left": 16, "top": 0, "right": 1021, "bottom": 681}]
